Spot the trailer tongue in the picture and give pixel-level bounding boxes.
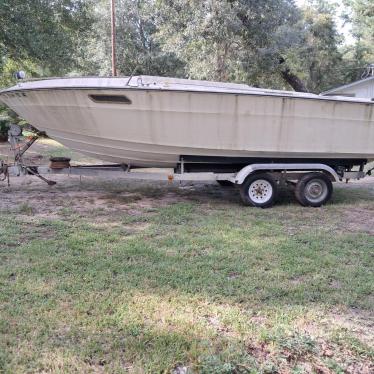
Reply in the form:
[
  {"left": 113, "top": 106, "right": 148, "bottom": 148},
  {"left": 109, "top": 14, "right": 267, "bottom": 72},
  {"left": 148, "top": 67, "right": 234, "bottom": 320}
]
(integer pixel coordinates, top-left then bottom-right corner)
[{"left": 0, "top": 125, "right": 371, "bottom": 208}]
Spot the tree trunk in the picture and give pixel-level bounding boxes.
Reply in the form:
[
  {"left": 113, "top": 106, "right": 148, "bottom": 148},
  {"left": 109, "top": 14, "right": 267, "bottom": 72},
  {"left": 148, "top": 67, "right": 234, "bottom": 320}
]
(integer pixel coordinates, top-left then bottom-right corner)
[{"left": 279, "top": 57, "right": 308, "bottom": 92}]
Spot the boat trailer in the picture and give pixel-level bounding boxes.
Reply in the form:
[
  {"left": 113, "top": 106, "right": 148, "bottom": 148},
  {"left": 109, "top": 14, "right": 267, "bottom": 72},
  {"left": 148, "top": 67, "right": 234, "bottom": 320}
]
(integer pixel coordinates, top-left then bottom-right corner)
[{"left": 1, "top": 125, "right": 372, "bottom": 208}]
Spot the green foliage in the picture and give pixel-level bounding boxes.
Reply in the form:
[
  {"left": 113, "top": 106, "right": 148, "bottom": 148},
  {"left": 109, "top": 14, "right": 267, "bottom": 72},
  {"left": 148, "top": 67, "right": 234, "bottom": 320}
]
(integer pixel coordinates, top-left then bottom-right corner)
[
  {"left": 0, "top": 104, "right": 12, "bottom": 139},
  {"left": 344, "top": 0, "right": 374, "bottom": 63},
  {"left": 0, "top": 0, "right": 372, "bottom": 92},
  {"left": 0, "top": 57, "right": 40, "bottom": 88},
  {"left": 78, "top": 0, "right": 185, "bottom": 77},
  {"left": 154, "top": 0, "right": 301, "bottom": 86},
  {"left": 151, "top": 0, "right": 350, "bottom": 92},
  {"left": 283, "top": 0, "right": 345, "bottom": 92},
  {"left": 0, "top": 118, "right": 8, "bottom": 139},
  {"left": 0, "top": 102, "right": 27, "bottom": 138},
  {"left": 0, "top": 0, "right": 95, "bottom": 77}
]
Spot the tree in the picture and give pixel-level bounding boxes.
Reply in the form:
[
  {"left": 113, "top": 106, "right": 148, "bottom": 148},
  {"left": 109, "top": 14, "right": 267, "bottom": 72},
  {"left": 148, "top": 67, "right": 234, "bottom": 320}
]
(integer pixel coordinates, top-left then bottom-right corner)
[
  {"left": 79, "top": 0, "right": 184, "bottom": 77},
  {"left": 281, "top": 0, "right": 345, "bottom": 93},
  {"left": 154, "top": 0, "right": 345, "bottom": 92},
  {"left": 343, "top": 0, "right": 374, "bottom": 74},
  {"left": 0, "top": 0, "right": 94, "bottom": 79},
  {"left": 0, "top": 0, "right": 353, "bottom": 94},
  {"left": 154, "top": 0, "right": 303, "bottom": 87}
]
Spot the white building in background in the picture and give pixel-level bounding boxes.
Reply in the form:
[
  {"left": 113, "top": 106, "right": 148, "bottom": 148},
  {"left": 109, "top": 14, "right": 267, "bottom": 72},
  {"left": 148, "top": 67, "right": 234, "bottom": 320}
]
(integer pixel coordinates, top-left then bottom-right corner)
[{"left": 322, "top": 76, "right": 374, "bottom": 100}]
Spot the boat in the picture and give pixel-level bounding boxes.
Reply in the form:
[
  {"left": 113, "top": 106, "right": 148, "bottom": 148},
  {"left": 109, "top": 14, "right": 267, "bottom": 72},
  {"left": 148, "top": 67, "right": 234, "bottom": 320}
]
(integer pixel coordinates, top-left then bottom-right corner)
[{"left": 0, "top": 75, "right": 373, "bottom": 171}]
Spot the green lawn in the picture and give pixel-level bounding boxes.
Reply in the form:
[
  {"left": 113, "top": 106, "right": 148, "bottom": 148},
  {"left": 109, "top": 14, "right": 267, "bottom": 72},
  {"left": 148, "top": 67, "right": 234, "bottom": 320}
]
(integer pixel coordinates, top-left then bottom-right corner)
[{"left": 0, "top": 166, "right": 374, "bottom": 372}]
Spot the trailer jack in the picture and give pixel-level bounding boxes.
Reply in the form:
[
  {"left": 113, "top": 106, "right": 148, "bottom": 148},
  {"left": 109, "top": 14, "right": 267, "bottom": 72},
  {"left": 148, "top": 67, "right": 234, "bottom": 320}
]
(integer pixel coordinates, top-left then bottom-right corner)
[
  {"left": 0, "top": 160, "right": 10, "bottom": 186},
  {"left": 1, "top": 124, "right": 57, "bottom": 186},
  {"left": 24, "top": 166, "right": 57, "bottom": 186}
]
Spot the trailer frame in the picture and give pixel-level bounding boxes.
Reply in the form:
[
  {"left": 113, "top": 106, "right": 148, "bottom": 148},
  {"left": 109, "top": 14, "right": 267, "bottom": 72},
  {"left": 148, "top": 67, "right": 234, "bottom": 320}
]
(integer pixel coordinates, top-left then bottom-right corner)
[{"left": 0, "top": 124, "right": 371, "bottom": 208}]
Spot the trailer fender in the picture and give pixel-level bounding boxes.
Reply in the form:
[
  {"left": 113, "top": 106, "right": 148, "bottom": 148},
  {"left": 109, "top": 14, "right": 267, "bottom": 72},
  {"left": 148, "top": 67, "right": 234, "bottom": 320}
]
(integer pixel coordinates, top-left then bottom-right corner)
[{"left": 234, "top": 163, "right": 340, "bottom": 185}]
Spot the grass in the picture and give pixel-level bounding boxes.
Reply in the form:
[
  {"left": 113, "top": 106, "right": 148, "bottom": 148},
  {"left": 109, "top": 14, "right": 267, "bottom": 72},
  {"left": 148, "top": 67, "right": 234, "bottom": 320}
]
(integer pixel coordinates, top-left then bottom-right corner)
[
  {"left": 0, "top": 137, "right": 98, "bottom": 165},
  {"left": 0, "top": 180, "right": 373, "bottom": 374},
  {"left": 34, "top": 138, "right": 99, "bottom": 165},
  {"left": 0, "top": 136, "right": 373, "bottom": 372}
]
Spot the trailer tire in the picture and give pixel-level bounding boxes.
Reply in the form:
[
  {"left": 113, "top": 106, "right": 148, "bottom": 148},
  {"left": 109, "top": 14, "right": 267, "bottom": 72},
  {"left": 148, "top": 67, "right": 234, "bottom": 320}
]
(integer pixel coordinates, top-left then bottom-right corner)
[
  {"left": 240, "top": 173, "right": 278, "bottom": 208},
  {"left": 217, "top": 180, "right": 234, "bottom": 187},
  {"left": 295, "top": 172, "right": 333, "bottom": 207}
]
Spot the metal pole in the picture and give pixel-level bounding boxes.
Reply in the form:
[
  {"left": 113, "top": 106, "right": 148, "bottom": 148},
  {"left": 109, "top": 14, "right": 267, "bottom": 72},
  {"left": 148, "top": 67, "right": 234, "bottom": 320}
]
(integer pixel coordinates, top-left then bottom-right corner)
[{"left": 111, "top": 0, "right": 117, "bottom": 76}]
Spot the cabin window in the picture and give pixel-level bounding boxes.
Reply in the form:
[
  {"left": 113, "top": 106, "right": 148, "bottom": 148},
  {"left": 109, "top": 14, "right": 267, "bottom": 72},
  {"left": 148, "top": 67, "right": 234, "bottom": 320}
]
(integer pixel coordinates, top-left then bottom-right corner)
[{"left": 89, "top": 94, "right": 132, "bottom": 104}]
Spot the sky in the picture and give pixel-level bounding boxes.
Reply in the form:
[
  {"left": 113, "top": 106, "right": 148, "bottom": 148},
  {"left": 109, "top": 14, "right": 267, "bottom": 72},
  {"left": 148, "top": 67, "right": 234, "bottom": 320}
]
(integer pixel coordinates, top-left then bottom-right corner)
[{"left": 295, "top": 0, "right": 354, "bottom": 44}]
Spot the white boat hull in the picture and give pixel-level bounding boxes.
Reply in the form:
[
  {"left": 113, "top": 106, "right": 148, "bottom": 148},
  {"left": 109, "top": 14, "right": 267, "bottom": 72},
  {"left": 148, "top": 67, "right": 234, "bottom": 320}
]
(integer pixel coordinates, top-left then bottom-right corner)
[{"left": 1, "top": 76, "right": 373, "bottom": 167}]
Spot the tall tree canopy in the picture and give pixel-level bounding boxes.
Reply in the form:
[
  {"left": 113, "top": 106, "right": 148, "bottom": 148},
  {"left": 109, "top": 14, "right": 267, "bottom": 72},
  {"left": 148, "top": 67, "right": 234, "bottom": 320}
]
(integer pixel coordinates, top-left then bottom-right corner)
[
  {"left": 283, "top": 0, "right": 344, "bottom": 92},
  {"left": 344, "top": 0, "right": 374, "bottom": 68},
  {"left": 0, "top": 0, "right": 94, "bottom": 78},
  {"left": 80, "top": 0, "right": 184, "bottom": 76},
  {"left": 153, "top": 0, "right": 344, "bottom": 92},
  {"left": 0, "top": 0, "right": 372, "bottom": 93}
]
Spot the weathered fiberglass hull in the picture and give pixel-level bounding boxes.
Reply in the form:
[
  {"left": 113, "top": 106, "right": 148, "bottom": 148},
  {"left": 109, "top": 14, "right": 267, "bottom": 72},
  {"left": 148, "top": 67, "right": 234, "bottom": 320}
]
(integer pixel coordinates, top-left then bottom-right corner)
[{"left": 0, "top": 76, "right": 373, "bottom": 168}]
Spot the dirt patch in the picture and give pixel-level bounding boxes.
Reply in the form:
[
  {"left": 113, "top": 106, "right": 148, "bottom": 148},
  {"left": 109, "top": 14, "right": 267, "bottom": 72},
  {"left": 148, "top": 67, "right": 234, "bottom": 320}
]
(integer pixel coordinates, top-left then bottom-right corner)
[
  {"left": 326, "top": 308, "right": 374, "bottom": 346},
  {"left": 0, "top": 174, "right": 198, "bottom": 228},
  {"left": 338, "top": 207, "right": 374, "bottom": 235}
]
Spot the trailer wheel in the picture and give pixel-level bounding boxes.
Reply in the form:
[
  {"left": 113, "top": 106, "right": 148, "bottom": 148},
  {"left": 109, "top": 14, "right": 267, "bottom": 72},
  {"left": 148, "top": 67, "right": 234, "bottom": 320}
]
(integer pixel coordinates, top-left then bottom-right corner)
[
  {"left": 217, "top": 180, "right": 234, "bottom": 187},
  {"left": 295, "top": 173, "right": 333, "bottom": 207},
  {"left": 240, "top": 173, "right": 278, "bottom": 208}
]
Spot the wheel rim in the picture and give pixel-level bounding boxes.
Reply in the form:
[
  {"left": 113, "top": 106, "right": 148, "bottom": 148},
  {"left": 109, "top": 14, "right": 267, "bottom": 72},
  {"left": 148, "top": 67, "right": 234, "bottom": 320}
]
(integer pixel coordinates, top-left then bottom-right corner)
[
  {"left": 304, "top": 178, "right": 328, "bottom": 203},
  {"left": 248, "top": 179, "right": 273, "bottom": 204}
]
